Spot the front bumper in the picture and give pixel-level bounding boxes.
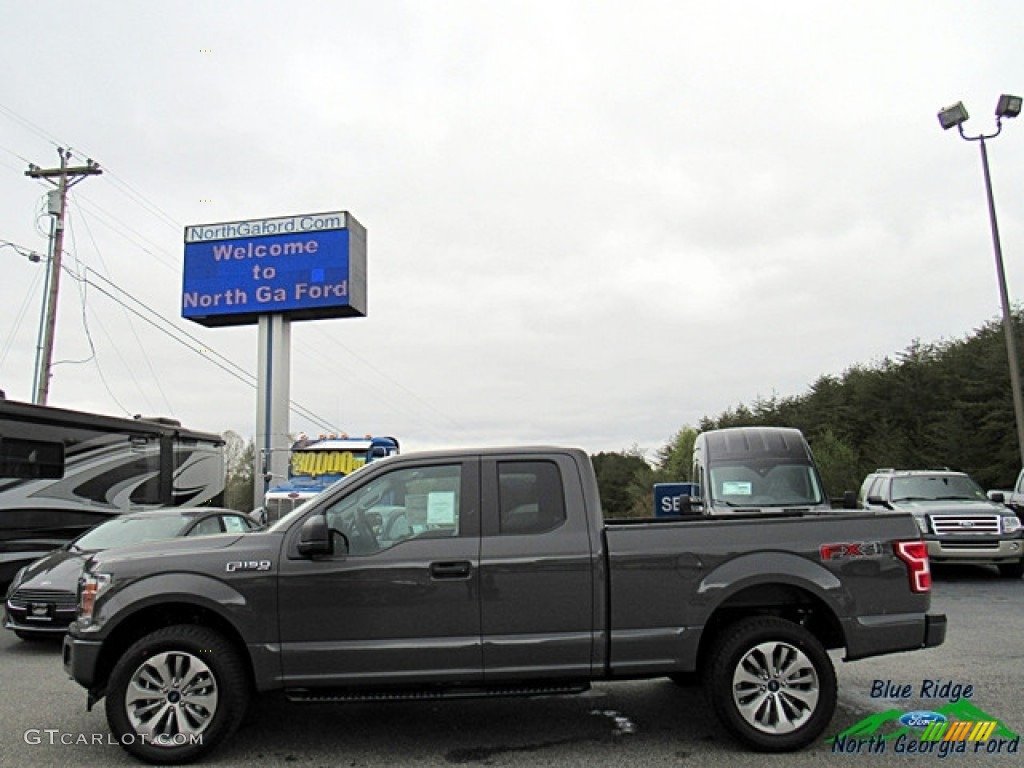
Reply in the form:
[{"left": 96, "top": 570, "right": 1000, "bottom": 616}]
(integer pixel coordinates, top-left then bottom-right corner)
[
  {"left": 926, "top": 537, "right": 1022, "bottom": 564},
  {"left": 63, "top": 632, "right": 104, "bottom": 692},
  {"left": 5, "top": 600, "right": 76, "bottom": 635}
]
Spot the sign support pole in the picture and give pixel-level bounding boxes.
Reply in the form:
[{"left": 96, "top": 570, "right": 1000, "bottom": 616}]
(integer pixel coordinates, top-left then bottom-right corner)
[
  {"left": 254, "top": 314, "right": 291, "bottom": 513},
  {"left": 180, "top": 210, "right": 366, "bottom": 515}
]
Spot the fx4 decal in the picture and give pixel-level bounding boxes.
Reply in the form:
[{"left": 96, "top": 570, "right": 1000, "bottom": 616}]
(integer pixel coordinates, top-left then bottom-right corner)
[{"left": 819, "top": 541, "right": 883, "bottom": 561}]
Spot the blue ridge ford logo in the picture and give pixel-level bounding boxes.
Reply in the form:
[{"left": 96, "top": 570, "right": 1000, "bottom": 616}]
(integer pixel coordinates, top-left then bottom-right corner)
[{"left": 900, "top": 711, "right": 948, "bottom": 729}]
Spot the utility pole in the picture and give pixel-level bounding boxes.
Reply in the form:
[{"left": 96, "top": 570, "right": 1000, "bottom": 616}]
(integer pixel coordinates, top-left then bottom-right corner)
[{"left": 25, "top": 148, "right": 102, "bottom": 405}]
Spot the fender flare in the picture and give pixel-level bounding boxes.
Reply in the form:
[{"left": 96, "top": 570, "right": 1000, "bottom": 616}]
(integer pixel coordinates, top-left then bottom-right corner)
[
  {"left": 693, "top": 550, "right": 852, "bottom": 625},
  {"left": 95, "top": 571, "right": 249, "bottom": 635}
]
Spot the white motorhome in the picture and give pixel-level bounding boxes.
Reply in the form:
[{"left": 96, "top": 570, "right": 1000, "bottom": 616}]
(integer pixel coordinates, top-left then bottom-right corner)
[{"left": 0, "top": 396, "right": 224, "bottom": 584}]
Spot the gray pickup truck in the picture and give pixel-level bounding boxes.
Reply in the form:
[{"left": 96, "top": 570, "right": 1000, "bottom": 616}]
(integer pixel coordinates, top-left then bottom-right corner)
[{"left": 63, "top": 434, "right": 945, "bottom": 763}]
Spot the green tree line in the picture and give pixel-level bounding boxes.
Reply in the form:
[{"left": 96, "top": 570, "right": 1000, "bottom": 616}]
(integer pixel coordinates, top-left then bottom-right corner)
[
  {"left": 220, "top": 313, "right": 1024, "bottom": 518},
  {"left": 593, "top": 311, "right": 1024, "bottom": 518}
]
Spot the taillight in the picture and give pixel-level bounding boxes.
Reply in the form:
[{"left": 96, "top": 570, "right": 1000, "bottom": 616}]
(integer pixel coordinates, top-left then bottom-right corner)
[{"left": 895, "top": 540, "right": 931, "bottom": 593}]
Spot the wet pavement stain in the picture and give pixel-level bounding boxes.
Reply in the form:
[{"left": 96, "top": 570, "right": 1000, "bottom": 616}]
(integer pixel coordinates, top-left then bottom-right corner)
[{"left": 445, "top": 737, "right": 582, "bottom": 763}]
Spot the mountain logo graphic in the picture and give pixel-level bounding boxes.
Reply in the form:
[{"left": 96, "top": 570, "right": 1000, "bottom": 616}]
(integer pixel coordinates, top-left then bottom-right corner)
[{"left": 828, "top": 700, "right": 1020, "bottom": 744}]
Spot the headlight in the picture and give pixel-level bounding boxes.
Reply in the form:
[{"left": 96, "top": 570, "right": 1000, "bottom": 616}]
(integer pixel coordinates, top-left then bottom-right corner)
[
  {"left": 78, "top": 572, "right": 111, "bottom": 625},
  {"left": 914, "top": 515, "right": 929, "bottom": 534},
  {"left": 6, "top": 566, "right": 27, "bottom": 596},
  {"left": 1004, "top": 516, "right": 1022, "bottom": 535}
]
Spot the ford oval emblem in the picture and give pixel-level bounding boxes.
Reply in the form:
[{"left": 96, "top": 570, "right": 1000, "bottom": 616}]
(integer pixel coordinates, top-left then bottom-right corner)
[{"left": 899, "top": 711, "right": 947, "bottom": 729}]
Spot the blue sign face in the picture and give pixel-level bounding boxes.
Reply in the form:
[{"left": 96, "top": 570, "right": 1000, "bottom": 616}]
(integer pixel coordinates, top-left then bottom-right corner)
[
  {"left": 654, "top": 483, "right": 697, "bottom": 516},
  {"left": 182, "top": 214, "right": 367, "bottom": 327}
]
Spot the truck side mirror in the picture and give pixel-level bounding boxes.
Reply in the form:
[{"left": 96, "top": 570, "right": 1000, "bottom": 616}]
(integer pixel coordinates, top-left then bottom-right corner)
[
  {"left": 842, "top": 491, "right": 857, "bottom": 509},
  {"left": 679, "top": 495, "right": 704, "bottom": 516},
  {"left": 297, "top": 516, "right": 332, "bottom": 557}
]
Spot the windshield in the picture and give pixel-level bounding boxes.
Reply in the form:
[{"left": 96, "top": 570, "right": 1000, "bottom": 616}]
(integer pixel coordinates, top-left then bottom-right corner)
[
  {"left": 74, "top": 514, "right": 191, "bottom": 551},
  {"left": 891, "top": 475, "right": 986, "bottom": 502},
  {"left": 709, "top": 460, "right": 825, "bottom": 508},
  {"left": 266, "top": 470, "right": 364, "bottom": 533}
]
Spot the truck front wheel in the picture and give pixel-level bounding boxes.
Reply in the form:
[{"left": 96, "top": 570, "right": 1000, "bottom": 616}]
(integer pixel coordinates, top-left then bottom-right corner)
[
  {"left": 705, "top": 617, "right": 836, "bottom": 752},
  {"left": 105, "top": 625, "right": 249, "bottom": 764},
  {"left": 998, "top": 562, "right": 1024, "bottom": 579}
]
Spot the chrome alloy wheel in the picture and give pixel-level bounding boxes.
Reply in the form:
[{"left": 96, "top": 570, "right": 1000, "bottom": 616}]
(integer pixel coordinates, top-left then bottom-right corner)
[
  {"left": 731, "top": 640, "right": 820, "bottom": 734},
  {"left": 124, "top": 650, "right": 220, "bottom": 745}
]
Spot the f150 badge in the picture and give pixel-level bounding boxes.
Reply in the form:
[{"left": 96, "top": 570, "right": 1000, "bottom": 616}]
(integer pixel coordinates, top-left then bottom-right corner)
[{"left": 226, "top": 560, "right": 272, "bottom": 572}]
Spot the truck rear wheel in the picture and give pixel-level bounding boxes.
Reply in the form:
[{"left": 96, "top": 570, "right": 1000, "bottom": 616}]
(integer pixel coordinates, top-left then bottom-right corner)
[
  {"left": 705, "top": 617, "right": 836, "bottom": 752},
  {"left": 105, "top": 625, "right": 249, "bottom": 764}
]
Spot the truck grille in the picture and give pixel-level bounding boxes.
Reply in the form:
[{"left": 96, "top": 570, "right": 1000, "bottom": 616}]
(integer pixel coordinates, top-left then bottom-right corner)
[
  {"left": 9, "top": 588, "right": 77, "bottom": 609},
  {"left": 930, "top": 515, "right": 1001, "bottom": 535}
]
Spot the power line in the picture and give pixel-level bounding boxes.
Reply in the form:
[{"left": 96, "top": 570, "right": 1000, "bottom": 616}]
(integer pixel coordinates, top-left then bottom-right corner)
[
  {"left": 306, "top": 326, "right": 467, "bottom": 431},
  {"left": 72, "top": 267, "right": 342, "bottom": 433},
  {"left": 83, "top": 268, "right": 255, "bottom": 380},
  {"left": 0, "top": 102, "right": 64, "bottom": 150},
  {"left": 2, "top": 102, "right": 452, "bottom": 437},
  {"left": 63, "top": 212, "right": 154, "bottom": 415},
  {"left": 71, "top": 193, "right": 181, "bottom": 272},
  {"left": 70, "top": 198, "right": 174, "bottom": 414},
  {"left": 0, "top": 261, "right": 43, "bottom": 368},
  {"left": 91, "top": 166, "right": 181, "bottom": 232},
  {"left": 0, "top": 141, "right": 35, "bottom": 166},
  {"left": 0, "top": 238, "right": 43, "bottom": 261},
  {"left": 58, "top": 265, "right": 137, "bottom": 416},
  {"left": 0, "top": 102, "right": 182, "bottom": 237}
]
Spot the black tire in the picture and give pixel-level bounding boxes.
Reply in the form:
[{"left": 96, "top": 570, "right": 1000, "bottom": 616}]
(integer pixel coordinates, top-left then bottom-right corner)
[
  {"left": 105, "top": 625, "right": 250, "bottom": 764},
  {"left": 998, "top": 562, "right": 1024, "bottom": 579},
  {"left": 704, "top": 617, "right": 836, "bottom": 752}
]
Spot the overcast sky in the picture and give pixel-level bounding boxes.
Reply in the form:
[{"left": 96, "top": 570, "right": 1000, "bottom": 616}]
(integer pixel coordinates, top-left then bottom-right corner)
[{"left": 1, "top": 1, "right": 1023, "bottom": 459}]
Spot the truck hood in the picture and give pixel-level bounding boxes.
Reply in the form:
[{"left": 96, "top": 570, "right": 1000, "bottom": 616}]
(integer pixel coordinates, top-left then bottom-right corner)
[
  {"left": 86, "top": 532, "right": 248, "bottom": 571},
  {"left": 893, "top": 499, "right": 1012, "bottom": 516}
]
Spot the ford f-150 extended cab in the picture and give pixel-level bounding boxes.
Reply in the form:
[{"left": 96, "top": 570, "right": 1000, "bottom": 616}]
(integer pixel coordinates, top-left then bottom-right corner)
[{"left": 63, "top": 433, "right": 945, "bottom": 763}]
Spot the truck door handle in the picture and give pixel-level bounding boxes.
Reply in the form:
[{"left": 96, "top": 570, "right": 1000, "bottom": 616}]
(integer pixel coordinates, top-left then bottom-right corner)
[{"left": 430, "top": 561, "right": 472, "bottom": 580}]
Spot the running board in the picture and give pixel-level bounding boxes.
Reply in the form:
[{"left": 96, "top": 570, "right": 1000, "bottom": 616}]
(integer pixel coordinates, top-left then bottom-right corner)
[{"left": 286, "top": 681, "right": 591, "bottom": 703}]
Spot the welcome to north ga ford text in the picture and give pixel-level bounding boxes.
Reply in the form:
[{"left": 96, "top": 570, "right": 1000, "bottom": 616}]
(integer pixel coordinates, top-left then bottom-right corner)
[{"left": 182, "top": 237, "right": 349, "bottom": 310}]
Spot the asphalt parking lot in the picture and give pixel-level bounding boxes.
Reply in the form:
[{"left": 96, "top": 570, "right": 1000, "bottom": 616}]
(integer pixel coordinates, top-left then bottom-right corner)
[{"left": 1, "top": 565, "right": 1021, "bottom": 767}]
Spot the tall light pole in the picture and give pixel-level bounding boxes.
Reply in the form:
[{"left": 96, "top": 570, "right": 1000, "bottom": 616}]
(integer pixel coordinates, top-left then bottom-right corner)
[{"left": 939, "top": 94, "right": 1024, "bottom": 468}]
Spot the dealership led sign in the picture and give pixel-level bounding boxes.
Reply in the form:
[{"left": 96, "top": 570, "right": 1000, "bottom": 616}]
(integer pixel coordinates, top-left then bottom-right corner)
[{"left": 182, "top": 211, "right": 366, "bottom": 327}]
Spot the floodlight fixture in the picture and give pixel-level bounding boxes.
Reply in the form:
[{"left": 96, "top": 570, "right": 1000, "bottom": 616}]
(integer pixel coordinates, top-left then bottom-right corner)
[
  {"left": 996, "top": 94, "right": 1022, "bottom": 119},
  {"left": 937, "top": 101, "right": 969, "bottom": 130}
]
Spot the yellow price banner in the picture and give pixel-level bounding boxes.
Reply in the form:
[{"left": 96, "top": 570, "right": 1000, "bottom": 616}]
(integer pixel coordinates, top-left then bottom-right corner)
[{"left": 292, "top": 451, "right": 367, "bottom": 476}]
